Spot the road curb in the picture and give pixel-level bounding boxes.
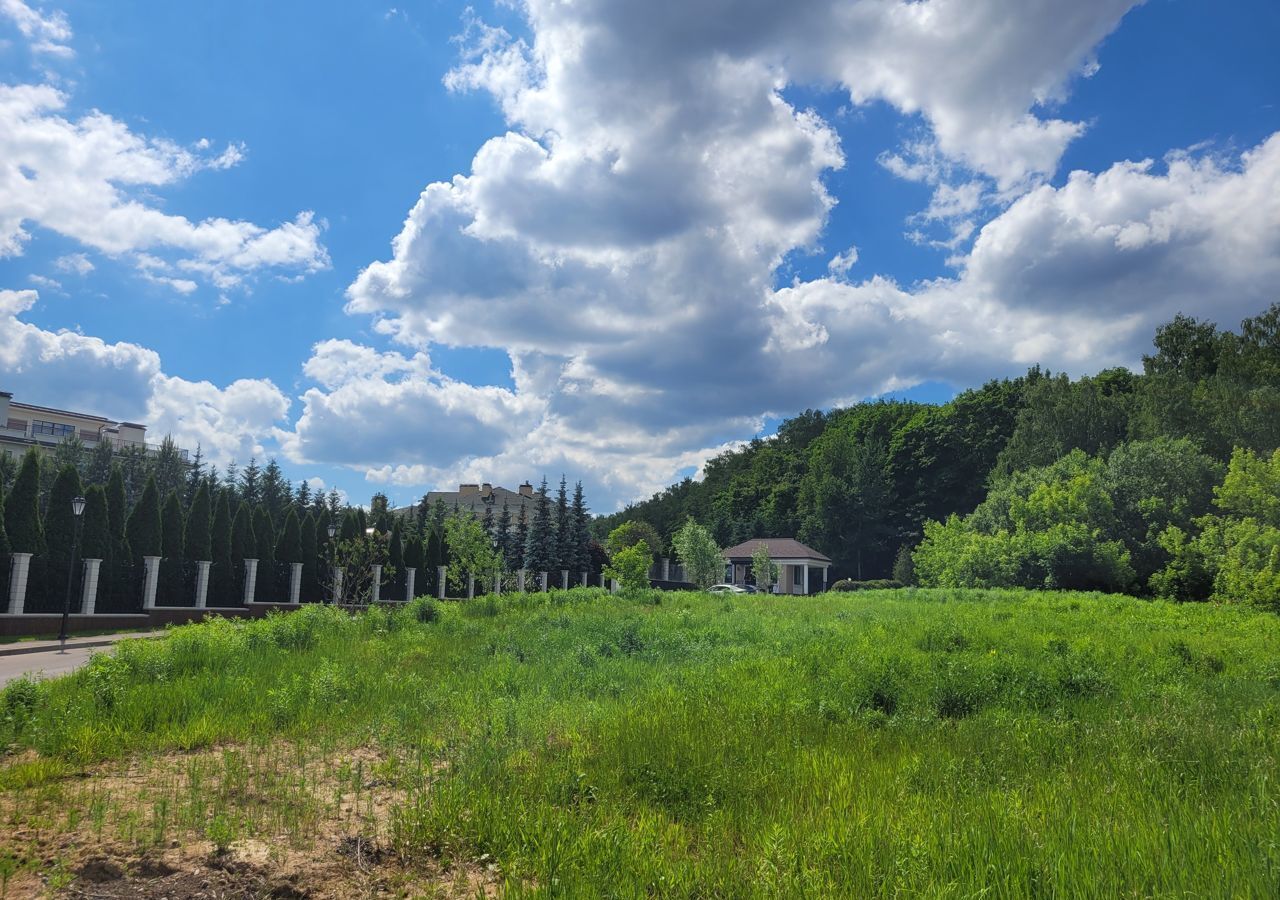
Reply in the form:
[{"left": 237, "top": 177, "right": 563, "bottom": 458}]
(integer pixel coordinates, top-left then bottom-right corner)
[{"left": 0, "top": 633, "right": 164, "bottom": 658}]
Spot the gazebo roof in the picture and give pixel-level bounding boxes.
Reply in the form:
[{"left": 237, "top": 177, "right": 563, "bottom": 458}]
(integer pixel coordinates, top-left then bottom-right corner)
[{"left": 722, "top": 537, "right": 831, "bottom": 562}]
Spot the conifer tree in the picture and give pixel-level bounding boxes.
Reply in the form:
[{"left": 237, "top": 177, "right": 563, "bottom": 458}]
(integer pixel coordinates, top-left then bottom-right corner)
[
  {"left": 185, "top": 482, "right": 212, "bottom": 562},
  {"left": 152, "top": 437, "right": 188, "bottom": 503},
  {"left": 0, "top": 487, "right": 9, "bottom": 608},
  {"left": 554, "top": 475, "right": 571, "bottom": 582},
  {"left": 86, "top": 439, "right": 114, "bottom": 488},
  {"left": 388, "top": 518, "right": 405, "bottom": 599},
  {"left": 514, "top": 502, "right": 529, "bottom": 570},
  {"left": 403, "top": 533, "right": 424, "bottom": 597},
  {"left": 184, "top": 444, "right": 205, "bottom": 506},
  {"left": 296, "top": 478, "right": 312, "bottom": 511},
  {"left": 482, "top": 501, "right": 495, "bottom": 537},
  {"left": 81, "top": 486, "right": 112, "bottom": 570},
  {"left": 253, "top": 506, "right": 277, "bottom": 601},
  {"left": 4, "top": 450, "right": 44, "bottom": 555},
  {"left": 261, "top": 459, "right": 290, "bottom": 521},
  {"left": 239, "top": 457, "right": 261, "bottom": 507},
  {"left": 223, "top": 461, "right": 240, "bottom": 501},
  {"left": 277, "top": 508, "right": 303, "bottom": 564},
  {"left": 523, "top": 477, "right": 557, "bottom": 575},
  {"left": 125, "top": 475, "right": 162, "bottom": 562},
  {"left": 231, "top": 501, "right": 255, "bottom": 601},
  {"left": 210, "top": 492, "right": 234, "bottom": 605},
  {"left": 430, "top": 497, "right": 448, "bottom": 530},
  {"left": 339, "top": 508, "right": 360, "bottom": 542},
  {"left": 326, "top": 489, "right": 342, "bottom": 518},
  {"left": 571, "top": 481, "right": 592, "bottom": 575},
  {"left": 44, "top": 464, "right": 83, "bottom": 608},
  {"left": 300, "top": 511, "right": 319, "bottom": 602},
  {"left": 159, "top": 490, "right": 186, "bottom": 603},
  {"left": 496, "top": 499, "right": 514, "bottom": 569},
  {"left": 104, "top": 463, "right": 130, "bottom": 607}
]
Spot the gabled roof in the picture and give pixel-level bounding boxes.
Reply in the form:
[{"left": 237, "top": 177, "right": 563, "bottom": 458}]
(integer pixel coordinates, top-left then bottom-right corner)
[{"left": 722, "top": 537, "right": 831, "bottom": 562}]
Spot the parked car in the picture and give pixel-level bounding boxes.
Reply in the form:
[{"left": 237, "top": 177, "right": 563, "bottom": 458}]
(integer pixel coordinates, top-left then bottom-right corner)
[{"left": 707, "top": 583, "right": 750, "bottom": 594}]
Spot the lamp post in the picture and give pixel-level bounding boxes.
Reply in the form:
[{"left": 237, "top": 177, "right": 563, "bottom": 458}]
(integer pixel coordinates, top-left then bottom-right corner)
[
  {"left": 58, "top": 496, "right": 87, "bottom": 652},
  {"left": 327, "top": 523, "right": 338, "bottom": 604}
]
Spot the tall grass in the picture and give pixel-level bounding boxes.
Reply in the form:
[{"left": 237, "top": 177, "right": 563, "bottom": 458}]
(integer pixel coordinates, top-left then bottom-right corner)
[{"left": 2, "top": 588, "right": 1278, "bottom": 896}]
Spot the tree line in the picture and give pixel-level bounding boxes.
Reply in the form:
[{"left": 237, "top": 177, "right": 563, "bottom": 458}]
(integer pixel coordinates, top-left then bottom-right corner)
[{"left": 595, "top": 304, "right": 1280, "bottom": 607}]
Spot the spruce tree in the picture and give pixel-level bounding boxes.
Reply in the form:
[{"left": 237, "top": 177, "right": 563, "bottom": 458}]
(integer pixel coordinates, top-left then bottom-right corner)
[
  {"left": 86, "top": 439, "right": 114, "bottom": 488},
  {"left": 554, "top": 475, "right": 571, "bottom": 581},
  {"left": 184, "top": 444, "right": 205, "bottom": 506},
  {"left": 523, "top": 477, "right": 556, "bottom": 575},
  {"left": 482, "top": 501, "right": 495, "bottom": 537},
  {"left": 4, "top": 450, "right": 44, "bottom": 554},
  {"left": 44, "top": 464, "right": 83, "bottom": 609},
  {"left": 571, "top": 481, "right": 591, "bottom": 575},
  {"left": 230, "top": 501, "right": 254, "bottom": 602},
  {"left": 296, "top": 478, "right": 312, "bottom": 511},
  {"left": 159, "top": 490, "right": 186, "bottom": 603},
  {"left": 430, "top": 497, "right": 448, "bottom": 530},
  {"left": 152, "top": 437, "right": 188, "bottom": 503},
  {"left": 261, "top": 459, "right": 289, "bottom": 522},
  {"left": 185, "top": 482, "right": 212, "bottom": 561},
  {"left": 497, "top": 500, "right": 514, "bottom": 569},
  {"left": 514, "top": 503, "right": 529, "bottom": 571},
  {"left": 125, "top": 475, "right": 162, "bottom": 562},
  {"left": 253, "top": 506, "right": 277, "bottom": 601},
  {"left": 239, "top": 457, "right": 261, "bottom": 507},
  {"left": 300, "top": 511, "right": 319, "bottom": 602},
  {"left": 210, "top": 492, "right": 233, "bottom": 605}
]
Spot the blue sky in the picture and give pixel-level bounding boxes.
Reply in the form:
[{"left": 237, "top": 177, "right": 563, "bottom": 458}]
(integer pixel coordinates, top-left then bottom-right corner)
[{"left": 1, "top": 0, "right": 1277, "bottom": 511}]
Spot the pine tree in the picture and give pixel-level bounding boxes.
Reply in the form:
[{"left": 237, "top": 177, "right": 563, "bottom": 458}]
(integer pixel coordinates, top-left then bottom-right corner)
[
  {"left": 554, "top": 475, "right": 571, "bottom": 581},
  {"left": 44, "top": 464, "right": 84, "bottom": 609},
  {"left": 253, "top": 506, "right": 277, "bottom": 601},
  {"left": 159, "top": 490, "right": 186, "bottom": 603},
  {"left": 4, "top": 450, "right": 44, "bottom": 554},
  {"left": 327, "top": 489, "right": 342, "bottom": 518},
  {"left": 125, "top": 475, "right": 162, "bottom": 562},
  {"left": 571, "top": 481, "right": 591, "bottom": 575},
  {"left": 185, "top": 482, "right": 212, "bottom": 561},
  {"left": 514, "top": 503, "right": 529, "bottom": 571},
  {"left": 300, "top": 511, "right": 319, "bottom": 602},
  {"left": 296, "top": 478, "right": 312, "bottom": 511},
  {"left": 211, "top": 492, "right": 233, "bottom": 605},
  {"left": 523, "top": 477, "right": 557, "bottom": 574},
  {"left": 496, "top": 500, "right": 514, "bottom": 569},
  {"left": 230, "top": 501, "right": 254, "bottom": 603}
]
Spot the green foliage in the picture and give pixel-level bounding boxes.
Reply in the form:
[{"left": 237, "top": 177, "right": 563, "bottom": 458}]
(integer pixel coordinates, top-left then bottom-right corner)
[
  {"left": 159, "top": 490, "right": 186, "bottom": 602},
  {"left": 605, "top": 520, "right": 663, "bottom": 558},
  {"left": 672, "top": 518, "right": 722, "bottom": 589},
  {"left": 3, "top": 450, "right": 44, "bottom": 554},
  {"left": 892, "top": 544, "right": 916, "bottom": 585},
  {"left": 104, "top": 465, "right": 127, "bottom": 558},
  {"left": 276, "top": 508, "right": 303, "bottom": 564},
  {"left": 79, "top": 486, "right": 111, "bottom": 562},
  {"left": 184, "top": 482, "right": 212, "bottom": 562},
  {"left": 604, "top": 541, "right": 653, "bottom": 592},
  {"left": 210, "top": 492, "right": 233, "bottom": 606},
  {"left": 445, "top": 512, "right": 502, "bottom": 592},
  {"left": 252, "top": 506, "right": 275, "bottom": 565},
  {"left": 124, "top": 475, "right": 161, "bottom": 561},
  {"left": 523, "top": 477, "right": 557, "bottom": 573},
  {"left": 300, "top": 512, "right": 319, "bottom": 602},
  {"left": 830, "top": 579, "right": 904, "bottom": 591},
  {"left": 751, "top": 541, "right": 776, "bottom": 593}
]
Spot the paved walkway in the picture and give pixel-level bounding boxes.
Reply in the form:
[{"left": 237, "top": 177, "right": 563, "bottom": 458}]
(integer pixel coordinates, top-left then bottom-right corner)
[{"left": 0, "top": 631, "right": 164, "bottom": 687}]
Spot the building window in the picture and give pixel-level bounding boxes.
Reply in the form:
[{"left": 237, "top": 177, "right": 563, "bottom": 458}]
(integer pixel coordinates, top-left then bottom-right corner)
[{"left": 31, "top": 420, "right": 75, "bottom": 438}]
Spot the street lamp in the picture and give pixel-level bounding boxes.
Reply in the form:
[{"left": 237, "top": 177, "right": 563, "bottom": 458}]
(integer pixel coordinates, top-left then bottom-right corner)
[
  {"left": 327, "top": 524, "right": 337, "bottom": 540},
  {"left": 58, "top": 496, "right": 87, "bottom": 652}
]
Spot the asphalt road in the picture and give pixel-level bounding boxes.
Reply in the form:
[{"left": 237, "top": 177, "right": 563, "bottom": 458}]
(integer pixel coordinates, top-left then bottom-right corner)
[{"left": 0, "top": 632, "right": 163, "bottom": 687}]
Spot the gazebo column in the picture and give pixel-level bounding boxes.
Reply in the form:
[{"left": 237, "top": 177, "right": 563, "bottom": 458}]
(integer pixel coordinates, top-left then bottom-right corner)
[{"left": 803, "top": 565, "right": 810, "bottom": 595}]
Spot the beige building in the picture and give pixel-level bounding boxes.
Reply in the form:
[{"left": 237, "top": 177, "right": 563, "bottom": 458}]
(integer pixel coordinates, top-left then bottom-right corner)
[
  {"left": 0, "top": 390, "right": 184, "bottom": 460},
  {"left": 407, "top": 482, "right": 541, "bottom": 519}
]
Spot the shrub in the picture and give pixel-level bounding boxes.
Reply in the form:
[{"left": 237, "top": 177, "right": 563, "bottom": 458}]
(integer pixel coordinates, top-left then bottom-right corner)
[
  {"left": 406, "top": 596, "right": 440, "bottom": 624},
  {"left": 829, "top": 579, "right": 904, "bottom": 592}
]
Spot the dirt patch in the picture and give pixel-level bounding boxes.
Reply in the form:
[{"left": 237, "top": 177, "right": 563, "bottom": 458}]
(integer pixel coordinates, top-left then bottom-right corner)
[{"left": 0, "top": 743, "right": 500, "bottom": 899}]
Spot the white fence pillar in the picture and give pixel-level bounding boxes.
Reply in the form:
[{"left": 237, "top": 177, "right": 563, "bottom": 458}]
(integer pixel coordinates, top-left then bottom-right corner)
[
  {"left": 242, "top": 558, "right": 259, "bottom": 605},
  {"left": 81, "top": 558, "right": 103, "bottom": 615},
  {"left": 467, "top": 573, "right": 475, "bottom": 600},
  {"left": 610, "top": 578, "right": 619, "bottom": 594},
  {"left": 661, "top": 558, "right": 670, "bottom": 581},
  {"left": 437, "top": 565, "right": 447, "bottom": 599},
  {"left": 7, "top": 552, "right": 32, "bottom": 614},
  {"left": 581, "top": 570, "right": 589, "bottom": 587},
  {"left": 560, "top": 569, "right": 569, "bottom": 590},
  {"left": 493, "top": 572, "right": 501, "bottom": 595},
  {"left": 539, "top": 571, "right": 548, "bottom": 592},
  {"left": 142, "top": 556, "right": 162, "bottom": 610},
  {"left": 598, "top": 572, "right": 606, "bottom": 589},
  {"left": 405, "top": 567, "right": 417, "bottom": 602},
  {"left": 370, "top": 564, "right": 382, "bottom": 604},
  {"left": 332, "top": 566, "right": 344, "bottom": 604},
  {"left": 193, "top": 560, "right": 211, "bottom": 609},
  {"left": 517, "top": 569, "right": 527, "bottom": 592},
  {"left": 289, "top": 562, "right": 303, "bottom": 604}
]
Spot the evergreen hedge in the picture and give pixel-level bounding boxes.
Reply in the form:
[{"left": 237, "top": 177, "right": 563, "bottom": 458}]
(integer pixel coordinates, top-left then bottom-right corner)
[
  {"left": 44, "top": 464, "right": 85, "bottom": 611},
  {"left": 4, "top": 450, "right": 44, "bottom": 555},
  {"left": 185, "top": 482, "right": 212, "bottom": 562},
  {"left": 210, "top": 492, "right": 233, "bottom": 606},
  {"left": 159, "top": 490, "right": 186, "bottom": 604},
  {"left": 125, "top": 476, "right": 162, "bottom": 561}
]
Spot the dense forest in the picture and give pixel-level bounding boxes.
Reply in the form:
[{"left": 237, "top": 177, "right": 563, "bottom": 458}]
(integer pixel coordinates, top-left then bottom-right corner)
[{"left": 595, "top": 304, "right": 1280, "bottom": 605}]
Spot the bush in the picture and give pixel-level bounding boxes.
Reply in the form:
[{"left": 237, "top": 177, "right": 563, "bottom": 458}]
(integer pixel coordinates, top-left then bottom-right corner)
[
  {"left": 829, "top": 579, "right": 904, "bottom": 592},
  {"left": 405, "top": 596, "right": 440, "bottom": 624}
]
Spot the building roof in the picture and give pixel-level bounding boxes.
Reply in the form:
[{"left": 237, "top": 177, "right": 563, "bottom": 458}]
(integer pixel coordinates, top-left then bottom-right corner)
[
  {"left": 722, "top": 537, "right": 832, "bottom": 562},
  {"left": 395, "top": 484, "right": 539, "bottom": 517},
  {"left": 10, "top": 399, "right": 112, "bottom": 423}
]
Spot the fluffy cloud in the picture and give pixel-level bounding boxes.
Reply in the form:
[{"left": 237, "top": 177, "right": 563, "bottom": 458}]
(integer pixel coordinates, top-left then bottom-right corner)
[
  {"left": 0, "top": 83, "right": 329, "bottom": 291},
  {"left": 0, "top": 288, "right": 290, "bottom": 465},
  {"left": 0, "top": 0, "right": 72, "bottom": 57}
]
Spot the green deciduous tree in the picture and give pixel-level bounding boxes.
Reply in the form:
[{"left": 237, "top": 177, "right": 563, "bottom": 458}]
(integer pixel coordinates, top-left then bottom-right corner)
[
  {"left": 672, "top": 518, "right": 722, "bottom": 589},
  {"left": 605, "top": 541, "right": 653, "bottom": 593},
  {"left": 445, "top": 512, "right": 502, "bottom": 594},
  {"left": 751, "top": 542, "right": 776, "bottom": 594}
]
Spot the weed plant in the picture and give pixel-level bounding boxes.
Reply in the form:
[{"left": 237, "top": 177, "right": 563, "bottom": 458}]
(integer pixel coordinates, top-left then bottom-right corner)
[{"left": 2, "top": 588, "right": 1278, "bottom": 896}]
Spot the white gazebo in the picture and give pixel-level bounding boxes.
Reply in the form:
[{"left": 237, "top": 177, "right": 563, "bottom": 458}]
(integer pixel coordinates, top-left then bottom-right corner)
[{"left": 722, "top": 538, "right": 832, "bottom": 595}]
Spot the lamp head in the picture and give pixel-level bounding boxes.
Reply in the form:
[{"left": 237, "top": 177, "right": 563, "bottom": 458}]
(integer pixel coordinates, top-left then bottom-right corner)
[{"left": 72, "top": 496, "right": 86, "bottom": 517}]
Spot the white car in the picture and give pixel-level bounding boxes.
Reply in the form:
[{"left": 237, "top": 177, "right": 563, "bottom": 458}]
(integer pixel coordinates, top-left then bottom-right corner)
[{"left": 707, "top": 583, "right": 750, "bottom": 594}]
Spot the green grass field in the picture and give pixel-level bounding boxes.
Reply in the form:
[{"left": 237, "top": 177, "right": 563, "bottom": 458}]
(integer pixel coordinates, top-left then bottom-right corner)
[{"left": 2, "top": 587, "right": 1278, "bottom": 897}]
